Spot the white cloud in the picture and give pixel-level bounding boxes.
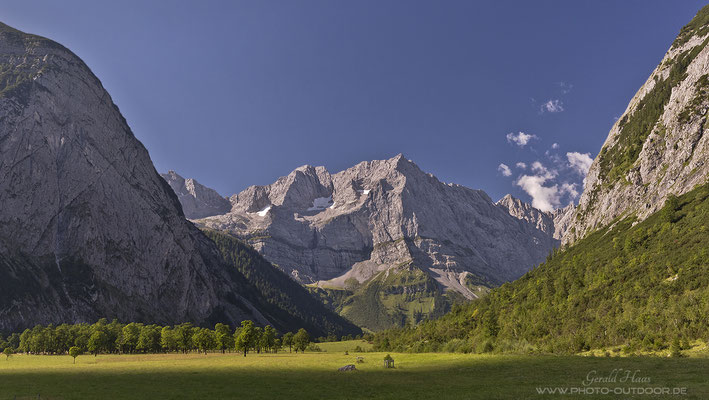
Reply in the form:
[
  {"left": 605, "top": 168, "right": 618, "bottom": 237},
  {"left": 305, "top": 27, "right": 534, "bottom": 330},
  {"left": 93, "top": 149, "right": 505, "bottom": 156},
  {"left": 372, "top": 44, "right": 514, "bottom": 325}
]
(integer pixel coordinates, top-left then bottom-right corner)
[
  {"left": 546, "top": 151, "right": 563, "bottom": 165},
  {"left": 558, "top": 82, "right": 573, "bottom": 94},
  {"left": 541, "top": 99, "right": 564, "bottom": 113},
  {"left": 566, "top": 152, "right": 593, "bottom": 176},
  {"left": 516, "top": 161, "right": 561, "bottom": 212},
  {"left": 516, "top": 160, "right": 585, "bottom": 211},
  {"left": 506, "top": 131, "right": 538, "bottom": 147},
  {"left": 498, "top": 163, "right": 512, "bottom": 177},
  {"left": 531, "top": 161, "right": 555, "bottom": 176},
  {"left": 551, "top": 143, "right": 560, "bottom": 149},
  {"left": 560, "top": 182, "right": 579, "bottom": 199},
  {"left": 516, "top": 175, "right": 560, "bottom": 212},
  {"left": 515, "top": 162, "right": 527, "bottom": 169}
]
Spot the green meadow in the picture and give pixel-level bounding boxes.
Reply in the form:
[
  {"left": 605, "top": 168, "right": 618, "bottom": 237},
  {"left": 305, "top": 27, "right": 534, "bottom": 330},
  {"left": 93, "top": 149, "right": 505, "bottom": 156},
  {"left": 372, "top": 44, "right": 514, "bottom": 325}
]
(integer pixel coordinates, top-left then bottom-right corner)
[{"left": 1, "top": 342, "right": 708, "bottom": 400}]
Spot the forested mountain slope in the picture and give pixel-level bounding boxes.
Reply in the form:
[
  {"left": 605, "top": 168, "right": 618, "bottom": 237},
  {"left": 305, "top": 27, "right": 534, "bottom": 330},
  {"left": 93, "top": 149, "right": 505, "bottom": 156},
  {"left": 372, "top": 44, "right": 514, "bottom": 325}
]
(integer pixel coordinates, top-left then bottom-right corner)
[
  {"left": 203, "top": 230, "right": 361, "bottom": 337},
  {"left": 374, "top": 182, "right": 709, "bottom": 353},
  {"left": 374, "top": 5, "right": 709, "bottom": 352}
]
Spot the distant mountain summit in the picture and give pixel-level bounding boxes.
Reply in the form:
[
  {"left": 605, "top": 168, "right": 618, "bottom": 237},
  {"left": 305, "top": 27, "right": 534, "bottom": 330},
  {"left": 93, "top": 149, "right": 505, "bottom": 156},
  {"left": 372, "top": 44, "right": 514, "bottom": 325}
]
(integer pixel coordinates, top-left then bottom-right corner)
[
  {"left": 496, "top": 194, "right": 573, "bottom": 240},
  {"left": 170, "top": 154, "right": 559, "bottom": 330},
  {"left": 161, "top": 171, "right": 231, "bottom": 219}
]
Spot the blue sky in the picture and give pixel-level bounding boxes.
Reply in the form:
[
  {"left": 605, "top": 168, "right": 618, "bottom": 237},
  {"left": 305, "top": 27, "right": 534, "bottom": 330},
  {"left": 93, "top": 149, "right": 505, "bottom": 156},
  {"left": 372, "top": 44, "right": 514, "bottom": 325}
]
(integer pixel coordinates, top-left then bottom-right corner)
[{"left": 1, "top": 1, "right": 705, "bottom": 210}]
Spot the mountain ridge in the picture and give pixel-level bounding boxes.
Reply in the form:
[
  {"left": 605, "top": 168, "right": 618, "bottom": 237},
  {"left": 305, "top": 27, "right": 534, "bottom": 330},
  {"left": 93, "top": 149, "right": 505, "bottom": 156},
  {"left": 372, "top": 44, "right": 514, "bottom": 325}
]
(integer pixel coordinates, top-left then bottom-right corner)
[
  {"left": 167, "top": 154, "right": 560, "bottom": 329},
  {"left": 565, "top": 5, "right": 709, "bottom": 243}
]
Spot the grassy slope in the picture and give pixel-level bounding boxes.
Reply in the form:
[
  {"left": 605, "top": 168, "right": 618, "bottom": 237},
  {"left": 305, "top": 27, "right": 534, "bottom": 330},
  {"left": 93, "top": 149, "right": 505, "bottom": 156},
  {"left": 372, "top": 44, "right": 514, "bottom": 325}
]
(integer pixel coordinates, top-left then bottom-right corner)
[
  {"left": 202, "top": 229, "right": 361, "bottom": 337},
  {"left": 1, "top": 351, "right": 708, "bottom": 399},
  {"left": 374, "top": 182, "right": 709, "bottom": 354},
  {"left": 310, "top": 263, "right": 453, "bottom": 332}
]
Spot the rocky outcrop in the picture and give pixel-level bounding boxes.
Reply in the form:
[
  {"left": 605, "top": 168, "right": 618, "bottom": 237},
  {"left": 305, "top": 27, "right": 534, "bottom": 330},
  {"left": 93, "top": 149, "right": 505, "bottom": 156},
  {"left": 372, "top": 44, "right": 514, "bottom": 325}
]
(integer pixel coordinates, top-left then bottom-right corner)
[
  {"left": 551, "top": 203, "right": 575, "bottom": 240},
  {"left": 0, "top": 22, "right": 267, "bottom": 332},
  {"left": 565, "top": 7, "right": 709, "bottom": 243},
  {"left": 161, "top": 171, "right": 231, "bottom": 219},
  {"left": 496, "top": 195, "right": 575, "bottom": 240},
  {"left": 192, "top": 154, "right": 559, "bottom": 300},
  {"left": 496, "top": 195, "right": 553, "bottom": 237}
]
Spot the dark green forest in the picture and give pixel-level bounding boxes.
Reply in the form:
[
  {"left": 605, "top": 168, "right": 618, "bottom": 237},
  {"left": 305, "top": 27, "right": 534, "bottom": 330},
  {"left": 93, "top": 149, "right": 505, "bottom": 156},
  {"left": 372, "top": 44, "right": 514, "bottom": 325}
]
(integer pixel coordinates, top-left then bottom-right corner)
[
  {"left": 373, "top": 182, "right": 709, "bottom": 355},
  {"left": 203, "top": 229, "right": 361, "bottom": 337}
]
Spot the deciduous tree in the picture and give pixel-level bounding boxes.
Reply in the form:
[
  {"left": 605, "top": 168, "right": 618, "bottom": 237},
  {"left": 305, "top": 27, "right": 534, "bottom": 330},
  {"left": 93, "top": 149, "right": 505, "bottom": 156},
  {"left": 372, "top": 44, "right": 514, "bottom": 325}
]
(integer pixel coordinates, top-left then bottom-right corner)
[
  {"left": 282, "top": 332, "right": 294, "bottom": 353},
  {"left": 69, "top": 346, "right": 82, "bottom": 364},
  {"left": 235, "top": 320, "right": 256, "bottom": 357},
  {"left": 215, "top": 323, "right": 234, "bottom": 354},
  {"left": 293, "top": 329, "right": 310, "bottom": 353}
]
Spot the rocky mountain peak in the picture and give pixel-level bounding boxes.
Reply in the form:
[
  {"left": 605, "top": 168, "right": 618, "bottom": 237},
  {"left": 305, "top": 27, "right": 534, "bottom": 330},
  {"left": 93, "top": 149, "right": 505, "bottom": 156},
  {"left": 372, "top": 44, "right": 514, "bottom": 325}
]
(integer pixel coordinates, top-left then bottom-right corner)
[
  {"left": 161, "top": 171, "right": 231, "bottom": 219},
  {"left": 496, "top": 194, "right": 554, "bottom": 238},
  {"left": 0, "top": 22, "right": 265, "bottom": 331},
  {"left": 564, "top": 6, "right": 709, "bottom": 243},
  {"left": 187, "top": 155, "right": 558, "bottom": 287},
  {"left": 176, "top": 155, "right": 560, "bottom": 329},
  {"left": 496, "top": 194, "right": 576, "bottom": 240}
]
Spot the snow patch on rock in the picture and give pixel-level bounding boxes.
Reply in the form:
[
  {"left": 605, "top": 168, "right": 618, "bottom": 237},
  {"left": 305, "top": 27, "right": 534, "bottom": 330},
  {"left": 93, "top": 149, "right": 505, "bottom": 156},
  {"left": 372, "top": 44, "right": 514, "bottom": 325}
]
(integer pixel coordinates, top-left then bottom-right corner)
[{"left": 307, "top": 196, "right": 333, "bottom": 211}]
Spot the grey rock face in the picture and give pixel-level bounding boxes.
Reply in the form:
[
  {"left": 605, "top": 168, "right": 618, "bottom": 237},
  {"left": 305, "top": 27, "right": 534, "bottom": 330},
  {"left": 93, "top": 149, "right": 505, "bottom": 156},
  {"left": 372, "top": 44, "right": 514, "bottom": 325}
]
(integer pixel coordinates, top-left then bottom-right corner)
[
  {"left": 551, "top": 203, "right": 576, "bottom": 240},
  {"left": 192, "top": 154, "right": 558, "bottom": 298},
  {"left": 161, "top": 171, "right": 231, "bottom": 219},
  {"left": 497, "top": 195, "right": 552, "bottom": 237},
  {"left": 496, "top": 194, "right": 575, "bottom": 240},
  {"left": 0, "top": 22, "right": 264, "bottom": 332},
  {"left": 564, "top": 16, "right": 709, "bottom": 244}
]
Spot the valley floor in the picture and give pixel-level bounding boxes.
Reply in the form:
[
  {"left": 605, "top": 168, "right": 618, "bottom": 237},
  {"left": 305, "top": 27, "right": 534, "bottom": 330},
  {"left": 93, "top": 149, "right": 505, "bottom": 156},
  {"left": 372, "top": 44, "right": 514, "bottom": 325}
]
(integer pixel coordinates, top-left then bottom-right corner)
[{"left": 1, "top": 345, "right": 708, "bottom": 399}]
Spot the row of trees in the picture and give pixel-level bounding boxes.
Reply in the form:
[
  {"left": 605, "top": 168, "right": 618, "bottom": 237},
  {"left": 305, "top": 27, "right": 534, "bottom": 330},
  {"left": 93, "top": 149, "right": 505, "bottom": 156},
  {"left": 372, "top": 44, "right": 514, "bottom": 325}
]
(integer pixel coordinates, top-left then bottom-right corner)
[{"left": 0, "top": 319, "right": 312, "bottom": 356}]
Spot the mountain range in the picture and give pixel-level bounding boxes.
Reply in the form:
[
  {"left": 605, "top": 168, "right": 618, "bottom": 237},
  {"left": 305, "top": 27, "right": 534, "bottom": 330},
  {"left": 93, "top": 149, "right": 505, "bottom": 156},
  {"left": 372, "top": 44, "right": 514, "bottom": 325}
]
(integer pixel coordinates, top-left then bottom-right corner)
[
  {"left": 2, "top": 2, "right": 707, "bottom": 342},
  {"left": 164, "top": 156, "right": 572, "bottom": 330}
]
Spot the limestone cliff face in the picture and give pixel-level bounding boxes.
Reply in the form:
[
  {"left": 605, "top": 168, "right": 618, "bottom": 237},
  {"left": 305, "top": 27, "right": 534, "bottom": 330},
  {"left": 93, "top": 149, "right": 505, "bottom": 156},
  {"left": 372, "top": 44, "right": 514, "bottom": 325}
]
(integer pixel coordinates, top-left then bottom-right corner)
[
  {"left": 161, "top": 171, "right": 231, "bottom": 219},
  {"left": 495, "top": 194, "right": 574, "bottom": 240},
  {"left": 565, "top": 7, "right": 709, "bottom": 243},
  {"left": 0, "top": 23, "right": 265, "bottom": 332},
  {"left": 190, "top": 155, "right": 558, "bottom": 299}
]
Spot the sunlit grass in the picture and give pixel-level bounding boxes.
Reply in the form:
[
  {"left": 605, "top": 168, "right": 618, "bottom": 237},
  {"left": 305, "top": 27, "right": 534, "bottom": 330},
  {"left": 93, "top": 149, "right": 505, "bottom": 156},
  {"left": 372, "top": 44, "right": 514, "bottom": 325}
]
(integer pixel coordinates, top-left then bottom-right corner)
[
  {"left": 316, "top": 339, "right": 373, "bottom": 353},
  {"left": 0, "top": 349, "right": 708, "bottom": 399}
]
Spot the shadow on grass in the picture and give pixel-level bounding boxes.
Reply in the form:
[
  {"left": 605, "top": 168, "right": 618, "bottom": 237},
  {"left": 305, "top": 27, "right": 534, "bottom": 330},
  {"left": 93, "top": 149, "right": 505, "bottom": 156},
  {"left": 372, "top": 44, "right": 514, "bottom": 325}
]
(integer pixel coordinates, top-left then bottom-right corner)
[{"left": 1, "top": 355, "right": 708, "bottom": 400}]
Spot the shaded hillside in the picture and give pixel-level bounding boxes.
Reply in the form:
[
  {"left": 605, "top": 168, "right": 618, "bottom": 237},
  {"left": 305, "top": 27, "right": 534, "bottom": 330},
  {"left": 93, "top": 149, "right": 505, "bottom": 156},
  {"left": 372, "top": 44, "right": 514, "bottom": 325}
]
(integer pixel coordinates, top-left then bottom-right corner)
[
  {"left": 0, "top": 22, "right": 265, "bottom": 331},
  {"left": 203, "top": 229, "right": 361, "bottom": 337}
]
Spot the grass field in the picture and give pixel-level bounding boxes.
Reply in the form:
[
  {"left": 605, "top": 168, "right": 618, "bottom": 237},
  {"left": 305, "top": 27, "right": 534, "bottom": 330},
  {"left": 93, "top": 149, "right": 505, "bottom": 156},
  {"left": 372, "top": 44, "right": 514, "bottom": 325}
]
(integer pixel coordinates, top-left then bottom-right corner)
[
  {"left": 1, "top": 347, "right": 708, "bottom": 399},
  {"left": 316, "top": 339, "right": 373, "bottom": 352}
]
